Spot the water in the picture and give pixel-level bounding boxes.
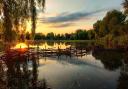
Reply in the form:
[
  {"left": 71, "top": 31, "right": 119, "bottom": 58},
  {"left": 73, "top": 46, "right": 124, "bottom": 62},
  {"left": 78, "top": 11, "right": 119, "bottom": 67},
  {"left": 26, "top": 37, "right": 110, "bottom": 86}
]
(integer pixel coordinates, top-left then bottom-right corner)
[{"left": 0, "top": 42, "right": 128, "bottom": 89}]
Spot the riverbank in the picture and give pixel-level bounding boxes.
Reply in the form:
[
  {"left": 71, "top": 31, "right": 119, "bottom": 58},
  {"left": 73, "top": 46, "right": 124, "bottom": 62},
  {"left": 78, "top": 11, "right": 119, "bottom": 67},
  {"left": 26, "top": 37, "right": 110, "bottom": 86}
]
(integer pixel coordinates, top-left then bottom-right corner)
[
  {"left": 29, "top": 40, "right": 94, "bottom": 43},
  {"left": 0, "top": 39, "right": 127, "bottom": 52}
]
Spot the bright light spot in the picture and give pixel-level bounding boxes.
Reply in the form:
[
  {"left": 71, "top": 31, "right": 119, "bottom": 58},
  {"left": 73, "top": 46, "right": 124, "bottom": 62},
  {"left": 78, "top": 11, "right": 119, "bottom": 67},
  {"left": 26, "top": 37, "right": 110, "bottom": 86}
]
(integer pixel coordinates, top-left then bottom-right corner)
[{"left": 13, "top": 43, "right": 28, "bottom": 49}]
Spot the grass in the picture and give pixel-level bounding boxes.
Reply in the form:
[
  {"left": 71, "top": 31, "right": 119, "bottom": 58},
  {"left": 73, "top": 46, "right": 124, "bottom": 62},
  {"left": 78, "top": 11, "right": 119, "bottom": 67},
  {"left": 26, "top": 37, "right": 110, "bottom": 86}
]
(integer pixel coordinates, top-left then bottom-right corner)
[
  {"left": 38, "top": 40, "right": 95, "bottom": 43},
  {"left": 59, "top": 40, "right": 94, "bottom": 43}
]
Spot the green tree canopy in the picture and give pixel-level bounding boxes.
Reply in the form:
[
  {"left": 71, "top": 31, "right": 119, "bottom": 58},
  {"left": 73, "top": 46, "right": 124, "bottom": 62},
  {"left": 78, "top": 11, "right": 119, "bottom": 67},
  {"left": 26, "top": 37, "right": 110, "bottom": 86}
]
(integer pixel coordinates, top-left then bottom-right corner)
[{"left": 93, "top": 10, "right": 126, "bottom": 38}]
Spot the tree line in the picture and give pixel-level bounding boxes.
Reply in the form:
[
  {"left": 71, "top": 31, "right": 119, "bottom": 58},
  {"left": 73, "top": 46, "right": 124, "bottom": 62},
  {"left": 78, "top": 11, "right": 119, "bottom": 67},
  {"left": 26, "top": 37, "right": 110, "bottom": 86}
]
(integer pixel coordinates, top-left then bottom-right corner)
[
  {"left": 28, "top": 0, "right": 128, "bottom": 48},
  {"left": 32, "top": 30, "right": 89, "bottom": 40},
  {"left": 32, "top": 9, "right": 128, "bottom": 41}
]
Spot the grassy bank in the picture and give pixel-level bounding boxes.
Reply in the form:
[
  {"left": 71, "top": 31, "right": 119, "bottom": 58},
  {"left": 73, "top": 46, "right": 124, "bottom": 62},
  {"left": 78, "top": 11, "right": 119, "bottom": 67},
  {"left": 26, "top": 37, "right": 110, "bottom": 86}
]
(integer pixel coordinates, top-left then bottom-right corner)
[
  {"left": 48, "top": 40, "right": 95, "bottom": 43},
  {"left": 31, "top": 40, "right": 95, "bottom": 43}
]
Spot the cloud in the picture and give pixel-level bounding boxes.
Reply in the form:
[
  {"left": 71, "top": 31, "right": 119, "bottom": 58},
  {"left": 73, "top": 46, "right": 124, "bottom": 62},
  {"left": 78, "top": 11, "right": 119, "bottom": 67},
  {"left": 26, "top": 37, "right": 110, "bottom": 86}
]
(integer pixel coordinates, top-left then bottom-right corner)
[
  {"left": 42, "top": 8, "right": 110, "bottom": 23},
  {"left": 50, "top": 22, "right": 75, "bottom": 28},
  {"left": 40, "top": 6, "right": 121, "bottom": 28}
]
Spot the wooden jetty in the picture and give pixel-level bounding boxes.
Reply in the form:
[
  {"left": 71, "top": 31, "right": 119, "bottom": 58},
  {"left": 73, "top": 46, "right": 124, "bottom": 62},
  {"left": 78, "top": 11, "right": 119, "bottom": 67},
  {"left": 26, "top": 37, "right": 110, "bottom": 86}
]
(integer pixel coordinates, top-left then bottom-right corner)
[{"left": 0, "top": 45, "right": 91, "bottom": 61}]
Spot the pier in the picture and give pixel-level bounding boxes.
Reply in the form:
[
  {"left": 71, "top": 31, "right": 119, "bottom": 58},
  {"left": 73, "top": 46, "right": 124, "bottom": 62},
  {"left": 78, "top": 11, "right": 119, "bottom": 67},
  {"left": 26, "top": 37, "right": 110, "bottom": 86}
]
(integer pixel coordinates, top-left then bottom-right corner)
[{"left": 0, "top": 45, "right": 92, "bottom": 61}]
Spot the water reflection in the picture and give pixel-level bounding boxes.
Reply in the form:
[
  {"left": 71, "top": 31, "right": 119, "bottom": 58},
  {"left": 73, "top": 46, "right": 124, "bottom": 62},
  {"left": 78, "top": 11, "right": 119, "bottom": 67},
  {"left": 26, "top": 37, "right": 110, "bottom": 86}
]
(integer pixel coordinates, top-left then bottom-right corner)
[
  {"left": 117, "top": 52, "right": 128, "bottom": 89},
  {"left": 92, "top": 50, "right": 128, "bottom": 89},
  {"left": 0, "top": 53, "right": 51, "bottom": 89},
  {"left": 0, "top": 42, "right": 128, "bottom": 89},
  {"left": 27, "top": 41, "right": 71, "bottom": 50},
  {"left": 92, "top": 50, "right": 123, "bottom": 71},
  {"left": 117, "top": 72, "right": 128, "bottom": 89}
]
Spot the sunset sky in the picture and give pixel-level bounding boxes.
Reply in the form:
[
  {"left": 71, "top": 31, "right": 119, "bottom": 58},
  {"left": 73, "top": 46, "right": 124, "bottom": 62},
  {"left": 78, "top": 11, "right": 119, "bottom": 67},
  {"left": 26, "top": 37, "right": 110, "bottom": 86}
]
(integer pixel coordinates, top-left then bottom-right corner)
[{"left": 27, "top": 0, "right": 123, "bottom": 34}]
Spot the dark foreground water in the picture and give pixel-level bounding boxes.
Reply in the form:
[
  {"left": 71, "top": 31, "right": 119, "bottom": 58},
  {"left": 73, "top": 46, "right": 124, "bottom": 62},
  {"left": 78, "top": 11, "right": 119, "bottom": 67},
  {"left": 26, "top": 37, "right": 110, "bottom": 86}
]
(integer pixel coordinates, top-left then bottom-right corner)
[{"left": 0, "top": 42, "right": 128, "bottom": 89}]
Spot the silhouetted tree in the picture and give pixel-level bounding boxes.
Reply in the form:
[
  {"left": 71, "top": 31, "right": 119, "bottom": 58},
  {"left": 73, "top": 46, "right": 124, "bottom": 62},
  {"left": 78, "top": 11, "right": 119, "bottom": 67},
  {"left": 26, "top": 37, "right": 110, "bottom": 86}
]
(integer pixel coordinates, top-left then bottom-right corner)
[
  {"left": 46, "top": 32, "right": 55, "bottom": 40},
  {"left": 34, "top": 33, "right": 45, "bottom": 40},
  {"left": 0, "top": 0, "right": 45, "bottom": 42}
]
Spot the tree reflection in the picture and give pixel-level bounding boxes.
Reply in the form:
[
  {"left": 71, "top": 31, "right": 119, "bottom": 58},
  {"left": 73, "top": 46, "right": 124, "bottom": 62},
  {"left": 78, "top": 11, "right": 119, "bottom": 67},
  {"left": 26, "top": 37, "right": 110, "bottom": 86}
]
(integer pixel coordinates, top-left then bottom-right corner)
[
  {"left": 92, "top": 49, "right": 128, "bottom": 89},
  {"left": 0, "top": 52, "right": 50, "bottom": 89},
  {"left": 92, "top": 50, "right": 123, "bottom": 70},
  {"left": 117, "top": 72, "right": 128, "bottom": 89},
  {"left": 0, "top": 61, "right": 7, "bottom": 89},
  {"left": 117, "top": 52, "right": 128, "bottom": 89},
  {"left": 46, "top": 41, "right": 55, "bottom": 47}
]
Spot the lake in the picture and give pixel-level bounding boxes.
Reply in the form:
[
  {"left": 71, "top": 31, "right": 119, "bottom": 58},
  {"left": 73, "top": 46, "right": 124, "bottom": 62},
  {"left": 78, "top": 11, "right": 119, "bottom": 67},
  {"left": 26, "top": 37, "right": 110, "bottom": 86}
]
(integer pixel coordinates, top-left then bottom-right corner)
[{"left": 0, "top": 41, "right": 128, "bottom": 89}]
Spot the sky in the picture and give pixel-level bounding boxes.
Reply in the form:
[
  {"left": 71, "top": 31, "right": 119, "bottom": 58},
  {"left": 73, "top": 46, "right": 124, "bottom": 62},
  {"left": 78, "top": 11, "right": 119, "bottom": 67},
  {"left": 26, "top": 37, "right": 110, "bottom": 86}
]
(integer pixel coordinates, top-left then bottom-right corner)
[{"left": 27, "top": 0, "right": 123, "bottom": 34}]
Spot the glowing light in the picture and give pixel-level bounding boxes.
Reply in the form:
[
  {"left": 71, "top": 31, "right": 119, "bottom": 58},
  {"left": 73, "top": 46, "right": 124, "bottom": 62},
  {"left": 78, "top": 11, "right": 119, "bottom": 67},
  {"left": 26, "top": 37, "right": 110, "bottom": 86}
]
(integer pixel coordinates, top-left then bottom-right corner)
[
  {"left": 14, "top": 43, "right": 28, "bottom": 49},
  {"left": 11, "top": 43, "right": 28, "bottom": 53},
  {"left": 39, "top": 42, "right": 71, "bottom": 49}
]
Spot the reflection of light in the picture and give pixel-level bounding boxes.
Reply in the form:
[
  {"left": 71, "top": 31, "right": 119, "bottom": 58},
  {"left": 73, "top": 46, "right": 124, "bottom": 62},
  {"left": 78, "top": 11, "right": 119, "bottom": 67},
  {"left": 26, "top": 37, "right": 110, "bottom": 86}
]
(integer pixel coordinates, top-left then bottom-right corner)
[
  {"left": 14, "top": 43, "right": 28, "bottom": 49},
  {"left": 11, "top": 43, "right": 28, "bottom": 53},
  {"left": 39, "top": 43, "right": 71, "bottom": 49},
  {"left": 12, "top": 43, "right": 28, "bottom": 53}
]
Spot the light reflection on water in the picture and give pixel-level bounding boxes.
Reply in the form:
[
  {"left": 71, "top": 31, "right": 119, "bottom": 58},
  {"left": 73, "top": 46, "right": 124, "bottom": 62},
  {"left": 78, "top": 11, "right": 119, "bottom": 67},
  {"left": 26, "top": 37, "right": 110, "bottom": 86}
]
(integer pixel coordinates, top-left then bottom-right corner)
[
  {"left": 0, "top": 42, "right": 128, "bottom": 89},
  {"left": 29, "top": 42, "right": 71, "bottom": 50},
  {"left": 37, "top": 54, "right": 120, "bottom": 89}
]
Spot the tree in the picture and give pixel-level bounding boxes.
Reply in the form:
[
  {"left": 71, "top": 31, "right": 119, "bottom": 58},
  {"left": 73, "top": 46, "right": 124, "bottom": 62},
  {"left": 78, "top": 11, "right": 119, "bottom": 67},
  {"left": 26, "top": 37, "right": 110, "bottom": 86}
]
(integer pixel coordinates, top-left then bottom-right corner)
[
  {"left": 93, "top": 10, "right": 126, "bottom": 38},
  {"left": 46, "top": 32, "right": 55, "bottom": 40},
  {"left": 55, "top": 34, "right": 61, "bottom": 40},
  {"left": 70, "top": 33, "right": 76, "bottom": 40},
  {"left": 65, "top": 33, "right": 71, "bottom": 40},
  {"left": 103, "top": 10, "right": 126, "bottom": 36},
  {"left": 0, "top": 0, "right": 45, "bottom": 42},
  {"left": 25, "top": 32, "right": 31, "bottom": 40},
  {"left": 123, "top": 0, "right": 128, "bottom": 15},
  {"left": 30, "top": 0, "right": 45, "bottom": 40},
  {"left": 87, "top": 30, "right": 95, "bottom": 40},
  {"left": 93, "top": 20, "right": 102, "bottom": 38},
  {"left": 75, "top": 29, "right": 88, "bottom": 40},
  {"left": 34, "top": 33, "right": 45, "bottom": 40}
]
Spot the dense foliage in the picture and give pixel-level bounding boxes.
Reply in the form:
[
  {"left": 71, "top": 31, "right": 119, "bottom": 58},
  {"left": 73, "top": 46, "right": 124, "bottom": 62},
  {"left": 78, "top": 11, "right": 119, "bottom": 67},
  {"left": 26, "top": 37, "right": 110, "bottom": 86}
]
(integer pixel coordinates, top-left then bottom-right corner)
[
  {"left": 33, "top": 29, "right": 89, "bottom": 40},
  {"left": 0, "top": 0, "right": 45, "bottom": 42}
]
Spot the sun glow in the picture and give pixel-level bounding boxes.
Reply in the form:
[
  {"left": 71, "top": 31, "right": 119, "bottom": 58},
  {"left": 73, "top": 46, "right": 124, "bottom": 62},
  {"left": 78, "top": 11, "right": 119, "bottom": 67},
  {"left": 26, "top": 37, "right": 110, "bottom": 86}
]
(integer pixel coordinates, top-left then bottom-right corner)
[
  {"left": 11, "top": 43, "right": 28, "bottom": 53},
  {"left": 14, "top": 43, "right": 28, "bottom": 49}
]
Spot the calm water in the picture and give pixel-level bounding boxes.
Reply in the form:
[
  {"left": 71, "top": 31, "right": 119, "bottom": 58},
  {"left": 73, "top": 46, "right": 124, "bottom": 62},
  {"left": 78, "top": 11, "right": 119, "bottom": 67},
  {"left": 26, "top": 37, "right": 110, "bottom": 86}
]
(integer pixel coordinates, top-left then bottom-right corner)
[{"left": 0, "top": 42, "right": 128, "bottom": 89}]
